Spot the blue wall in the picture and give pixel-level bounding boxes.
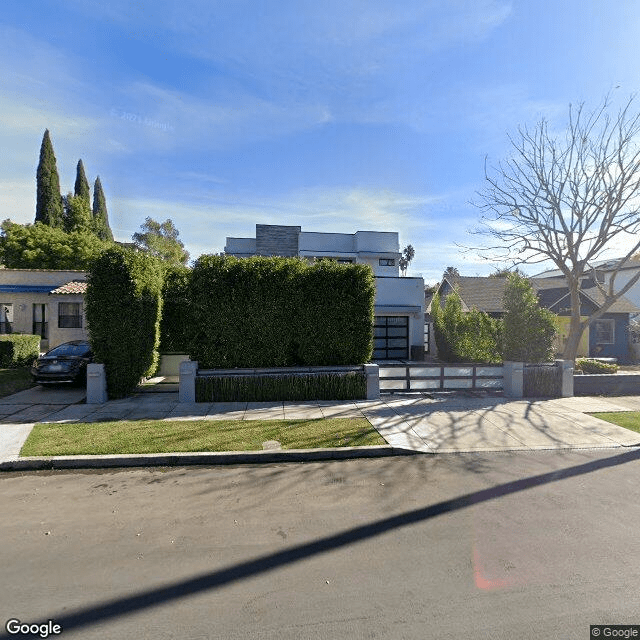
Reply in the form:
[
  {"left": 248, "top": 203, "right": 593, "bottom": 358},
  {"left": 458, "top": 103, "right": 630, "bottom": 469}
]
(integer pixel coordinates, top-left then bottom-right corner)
[{"left": 588, "top": 314, "right": 630, "bottom": 362}]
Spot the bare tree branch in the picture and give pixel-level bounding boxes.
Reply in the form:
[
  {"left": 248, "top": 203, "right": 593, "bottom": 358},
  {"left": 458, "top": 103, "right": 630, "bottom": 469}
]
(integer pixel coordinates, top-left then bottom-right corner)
[{"left": 468, "top": 95, "right": 640, "bottom": 359}]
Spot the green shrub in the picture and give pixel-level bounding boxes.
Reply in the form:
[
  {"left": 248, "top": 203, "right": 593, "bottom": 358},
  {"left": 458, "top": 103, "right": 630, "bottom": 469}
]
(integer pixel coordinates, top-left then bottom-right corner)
[
  {"left": 502, "top": 274, "right": 557, "bottom": 362},
  {"left": 86, "top": 247, "right": 163, "bottom": 398},
  {"left": 0, "top": 334, "right": 41, "bottom": 367},
  {"left": 159, "top": 264, "right": 191, "bottom": 353},
  {"left": 196, "top": 371, "right": 366, "bottom": 402},
  {"left": 431, "top": 290, "right": 502, "bottom": 363},
  {"left": 523, "top": 364, "right": 561, "bottom": 397},
  {"left": 575, "top": 358, "right": 618, "bottom": 374},
  {"left": 189, "top": 255, "right": 375, "bottom": 368}
]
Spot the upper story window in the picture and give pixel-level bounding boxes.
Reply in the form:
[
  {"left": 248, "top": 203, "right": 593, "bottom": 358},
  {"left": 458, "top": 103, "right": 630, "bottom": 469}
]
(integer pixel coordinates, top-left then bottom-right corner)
[
  {"left": 58, "top": 302, "right": 83, "bottom": 329},
  {"left": 379, "top": 258, "right": 395, "bottom": 266}
]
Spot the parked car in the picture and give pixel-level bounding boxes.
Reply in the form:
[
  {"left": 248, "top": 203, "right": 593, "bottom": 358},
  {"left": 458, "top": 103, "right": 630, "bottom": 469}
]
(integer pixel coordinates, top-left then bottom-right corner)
[{"left": 31, "top": 340, "right": 93, "bottom": 385}]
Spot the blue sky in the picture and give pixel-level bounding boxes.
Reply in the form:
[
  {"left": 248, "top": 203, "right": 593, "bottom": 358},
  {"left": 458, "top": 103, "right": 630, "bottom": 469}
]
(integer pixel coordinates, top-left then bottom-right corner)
[{"left": 1, "top": 0, "right": 638, "bottom": 283}]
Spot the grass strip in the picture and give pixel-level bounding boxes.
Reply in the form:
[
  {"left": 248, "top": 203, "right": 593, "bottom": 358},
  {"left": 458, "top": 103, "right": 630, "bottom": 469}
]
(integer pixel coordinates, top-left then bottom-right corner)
[
  {"left": 20, "top": 418, "right": 385, "bottom": 456},
  {"left": 0, "top": 367, "right": 35, "bottom": 398},
  {"left": 590, "top": 411, "right": 640, "bottom": 434}
]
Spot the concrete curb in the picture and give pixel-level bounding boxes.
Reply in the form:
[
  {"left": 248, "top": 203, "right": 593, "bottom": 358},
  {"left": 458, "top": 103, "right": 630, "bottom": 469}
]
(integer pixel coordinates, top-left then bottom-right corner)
[{"left": 0, "top": 445, "right": 420, "bottom": 471}]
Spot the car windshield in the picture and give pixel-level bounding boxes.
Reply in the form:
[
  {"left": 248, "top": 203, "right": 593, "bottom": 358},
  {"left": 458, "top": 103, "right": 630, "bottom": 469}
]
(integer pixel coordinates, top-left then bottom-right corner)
[{"left": 45, "top": 343, "right": 91, "bottom": 358}]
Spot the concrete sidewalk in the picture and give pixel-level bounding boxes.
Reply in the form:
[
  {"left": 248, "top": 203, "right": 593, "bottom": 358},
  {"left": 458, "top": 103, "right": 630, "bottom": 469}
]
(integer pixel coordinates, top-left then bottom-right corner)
[{"left": 1, "top": 386, "right": 640, "bottom": 469}]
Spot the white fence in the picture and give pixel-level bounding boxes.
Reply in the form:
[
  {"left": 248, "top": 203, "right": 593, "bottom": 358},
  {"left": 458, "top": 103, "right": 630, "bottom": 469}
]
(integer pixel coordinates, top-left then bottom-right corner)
[{"left": 378, "top": 364, "right": 503, "bottom": 392}]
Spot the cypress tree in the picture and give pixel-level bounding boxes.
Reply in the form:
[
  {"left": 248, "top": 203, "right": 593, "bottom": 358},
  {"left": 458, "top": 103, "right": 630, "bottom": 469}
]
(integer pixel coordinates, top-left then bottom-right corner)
[
  {"left": 35, "top": 129, "right": 63, "bottom": 227},
  {"left": 74, "top": 159, "right": 91, "bottom": 208},
  {"left": 92, "top": 176, "right": 114, "bottom": 241}
]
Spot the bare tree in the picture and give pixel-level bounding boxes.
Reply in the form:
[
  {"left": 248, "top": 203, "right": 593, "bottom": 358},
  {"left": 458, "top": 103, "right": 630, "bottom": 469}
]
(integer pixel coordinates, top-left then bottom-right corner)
[{"left": 472, "top": 96, "right": 640, "bottom": 360}]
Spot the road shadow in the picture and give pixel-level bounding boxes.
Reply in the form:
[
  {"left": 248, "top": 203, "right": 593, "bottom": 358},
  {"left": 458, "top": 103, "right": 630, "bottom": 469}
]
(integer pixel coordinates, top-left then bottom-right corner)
[{"left": 3, "top": 447, "right": 637, "bottom": 639}]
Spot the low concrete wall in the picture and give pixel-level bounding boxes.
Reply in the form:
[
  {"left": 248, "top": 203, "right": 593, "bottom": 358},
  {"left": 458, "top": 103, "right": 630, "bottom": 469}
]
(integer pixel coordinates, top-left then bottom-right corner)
[
  {"left": 574, "top": 373, "right": 640, "bottom": 396},
  {"left": 180, "top": 362, "right": 380, "bottom": 402}
]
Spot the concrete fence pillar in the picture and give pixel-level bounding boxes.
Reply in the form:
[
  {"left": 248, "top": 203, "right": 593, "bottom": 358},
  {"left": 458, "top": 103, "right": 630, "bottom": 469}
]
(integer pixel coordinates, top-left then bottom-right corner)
[
  {"left": 86, "top": 363, "right": 108, "bottom": 404},
  {"left": 503, "top": 361, "right": 524, "bottom": 398},
  {"left": 364, "top": 363, "right": 380, "bottom": 400},
  {"left": 555, "top": 359, "right": 574, "bottom": 397},
  {"left": 179, "top": 360, "right": 198, "bottom": 403}
]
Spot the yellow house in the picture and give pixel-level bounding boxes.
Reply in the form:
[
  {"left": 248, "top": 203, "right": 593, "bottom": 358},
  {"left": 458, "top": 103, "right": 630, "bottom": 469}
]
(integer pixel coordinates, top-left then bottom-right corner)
[{"left": 0, "top": 269, "right": 88, "bottom": 351}]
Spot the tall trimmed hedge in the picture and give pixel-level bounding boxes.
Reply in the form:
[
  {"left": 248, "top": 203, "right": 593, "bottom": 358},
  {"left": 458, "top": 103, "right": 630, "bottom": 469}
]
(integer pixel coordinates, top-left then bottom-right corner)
[
  {"left": 189, "top": 256, "right": 375, "bottom": 367},
  {"left": 0, "top": 334, "right": 41, "bottom": 367},
  {"left": 432, "top": 290, "right": 502, "bottom": 363},
  {"left": 159, "top": 264, "right": 191, "bottom": 353},
  {"left": 86, "top": 247, "right": 163, "bottom": 398}
]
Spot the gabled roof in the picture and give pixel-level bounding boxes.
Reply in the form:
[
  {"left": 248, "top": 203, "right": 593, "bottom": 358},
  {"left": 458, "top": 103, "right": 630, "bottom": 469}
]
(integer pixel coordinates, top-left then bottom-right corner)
[
  {"left": 435, "top": 274, "right": 640, "bottom": 315},
  {"left": 49, "top": 281, "right": 87, "bottom": 295},
  {"left": 442, "top": 276, "right": 509, "bottom": 313}
]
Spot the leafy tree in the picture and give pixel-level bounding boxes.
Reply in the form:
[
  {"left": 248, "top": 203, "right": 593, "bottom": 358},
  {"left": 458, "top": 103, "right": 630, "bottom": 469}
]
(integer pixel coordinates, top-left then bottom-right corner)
[
  {"left": 431, "top": 290, "right": 501, "bottom": 363},
  {"left": 63, "top": 193, "right": 93, "bottom": 234},
  {"left": 35, "top": 129, "right": 63, "bottom": 227},
  {"left": 0, "top": 220, "right": 109, "bottom": 270},
  {"left": 488, "top": 267, "right": 526, "bottom": 278},
  {"left": 502, "top": 274, "right": 557, "bottom": 362},
  {"left": 74, "top": 159, "right": 91, "bottom": 208},
  {"left": 399, "top": 244, "right": 415, "bottom": 276},
  {"left": 92, "top": 176, "right": 113, "bottom": 241},
  {"left": 473, "top": 96, "right": 640, "bottom": 360},
  {"left": 132, "top": 217, "right": 189, "bottom": 266},
  {"left": 442, "top": 266, "right": 460, "bottom": 280}
]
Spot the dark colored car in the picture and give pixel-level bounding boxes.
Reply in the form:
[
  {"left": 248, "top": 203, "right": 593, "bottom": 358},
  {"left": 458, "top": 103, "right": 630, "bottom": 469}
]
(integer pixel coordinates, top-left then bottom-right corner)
[{"left": 31, "top": 340, "right": 93, "bottom": 385}]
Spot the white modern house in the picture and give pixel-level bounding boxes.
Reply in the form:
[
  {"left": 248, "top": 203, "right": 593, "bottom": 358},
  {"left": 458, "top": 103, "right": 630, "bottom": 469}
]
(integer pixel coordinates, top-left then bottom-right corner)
[
  {"left": 225, "top": 224, "right": 425, "bottom": 360},
  {"left": 0, "top": 269, "right": 88, "bottom": 351}
]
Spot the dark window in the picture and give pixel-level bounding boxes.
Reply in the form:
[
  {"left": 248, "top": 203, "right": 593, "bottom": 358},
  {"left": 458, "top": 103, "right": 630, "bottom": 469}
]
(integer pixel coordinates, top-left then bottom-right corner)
[
  {"left": 379, "top": 258, "right": 395, "bottom": 266},
  {"left": 0, "top": 303, "right": 12, "bottom": 334},
  {"left": 33, "top": 303, "right": 48, "bottom": 338},
  {"left": 58, "top": 302, "right": 83, "bottom": 329},
  {"left": 593, "top": 319, "right": 614, "bottom": 344}
]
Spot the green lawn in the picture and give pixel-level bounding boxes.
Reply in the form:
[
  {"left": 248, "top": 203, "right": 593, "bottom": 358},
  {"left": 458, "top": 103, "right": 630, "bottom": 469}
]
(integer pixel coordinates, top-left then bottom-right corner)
[
  {"left": 0, "top": 368, "right": 35, "bottom": 398},
  {"left": 20, "top": 417, "right": 386, "bottom": 456},
  {"left": 590, "top": 412, "right": 640, "bottom": 434}
]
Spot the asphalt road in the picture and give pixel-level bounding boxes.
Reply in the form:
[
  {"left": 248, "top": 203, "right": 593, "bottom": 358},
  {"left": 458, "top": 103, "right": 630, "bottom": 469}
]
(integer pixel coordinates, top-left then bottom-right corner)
[{"left": 1, "top": 450, "right": 639, "bottom": 640}]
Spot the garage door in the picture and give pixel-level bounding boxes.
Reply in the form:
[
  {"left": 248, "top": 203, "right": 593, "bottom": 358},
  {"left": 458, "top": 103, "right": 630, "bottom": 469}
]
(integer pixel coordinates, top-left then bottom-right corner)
[{"left": 373, "top": 316, "right": 409, "bottom": 360}]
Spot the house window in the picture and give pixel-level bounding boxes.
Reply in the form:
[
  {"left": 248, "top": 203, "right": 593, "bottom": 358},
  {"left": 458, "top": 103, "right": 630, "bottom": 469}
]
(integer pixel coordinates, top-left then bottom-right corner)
[
  {"left": 32, "top": 304, "right": 48, "bottom": 339},
  {"left": 58, "top": 302, "right": 83, "bottom": 329},
  {"left": 0, "top": 304, "right": 12, "bottom": 334},
  {"left": 593, "top": 319, "right": 615, "bottom": 344},
  {"left": 379, "top": 258, "right": 395, "bottom": 266}
]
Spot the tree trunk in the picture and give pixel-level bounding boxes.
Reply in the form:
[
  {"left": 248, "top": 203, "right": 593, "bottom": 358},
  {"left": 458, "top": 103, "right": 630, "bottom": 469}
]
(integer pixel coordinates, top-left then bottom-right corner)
[{"left": 561, "top": 284, "right": 586, "bottom": 361}]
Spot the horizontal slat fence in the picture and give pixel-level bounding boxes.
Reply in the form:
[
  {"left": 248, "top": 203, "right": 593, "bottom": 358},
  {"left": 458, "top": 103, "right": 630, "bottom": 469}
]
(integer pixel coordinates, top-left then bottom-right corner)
[{"left": 378, "top": 364, "right": 503, "bottom": 392}]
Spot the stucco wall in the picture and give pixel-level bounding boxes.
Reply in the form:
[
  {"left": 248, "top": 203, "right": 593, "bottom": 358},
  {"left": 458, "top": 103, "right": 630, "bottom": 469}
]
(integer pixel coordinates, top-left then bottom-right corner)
[{"left": 375, "top": 276, "right": 425, "bottom": 355}]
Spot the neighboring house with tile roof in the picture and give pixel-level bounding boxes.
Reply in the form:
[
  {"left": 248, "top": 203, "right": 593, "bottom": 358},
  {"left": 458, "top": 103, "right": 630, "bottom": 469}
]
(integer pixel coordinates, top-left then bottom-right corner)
[
  {"left": 0, "top": 269, "right": 88, "bottom": 350},
  {"left": 428, "top": 273, "right": 640, "bottom": 362}
]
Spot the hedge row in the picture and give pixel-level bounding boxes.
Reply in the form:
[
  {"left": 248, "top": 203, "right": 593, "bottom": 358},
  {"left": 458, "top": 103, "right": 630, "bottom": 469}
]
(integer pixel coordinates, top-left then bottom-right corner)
[
  {"left": 195, "top": 371, "right": 367, "bottom": 402},
  {"left": 87, "top": 253, "right": 374, "bottom": 397},
  {"left": 0, "top": 334, "right": 41, "bottom": 367},
  {"left": 188, "top": 256, "right": 375, "bottom": 368},
  {"left": 85, "top": 247, "right": 163, "bottom": 398}
]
